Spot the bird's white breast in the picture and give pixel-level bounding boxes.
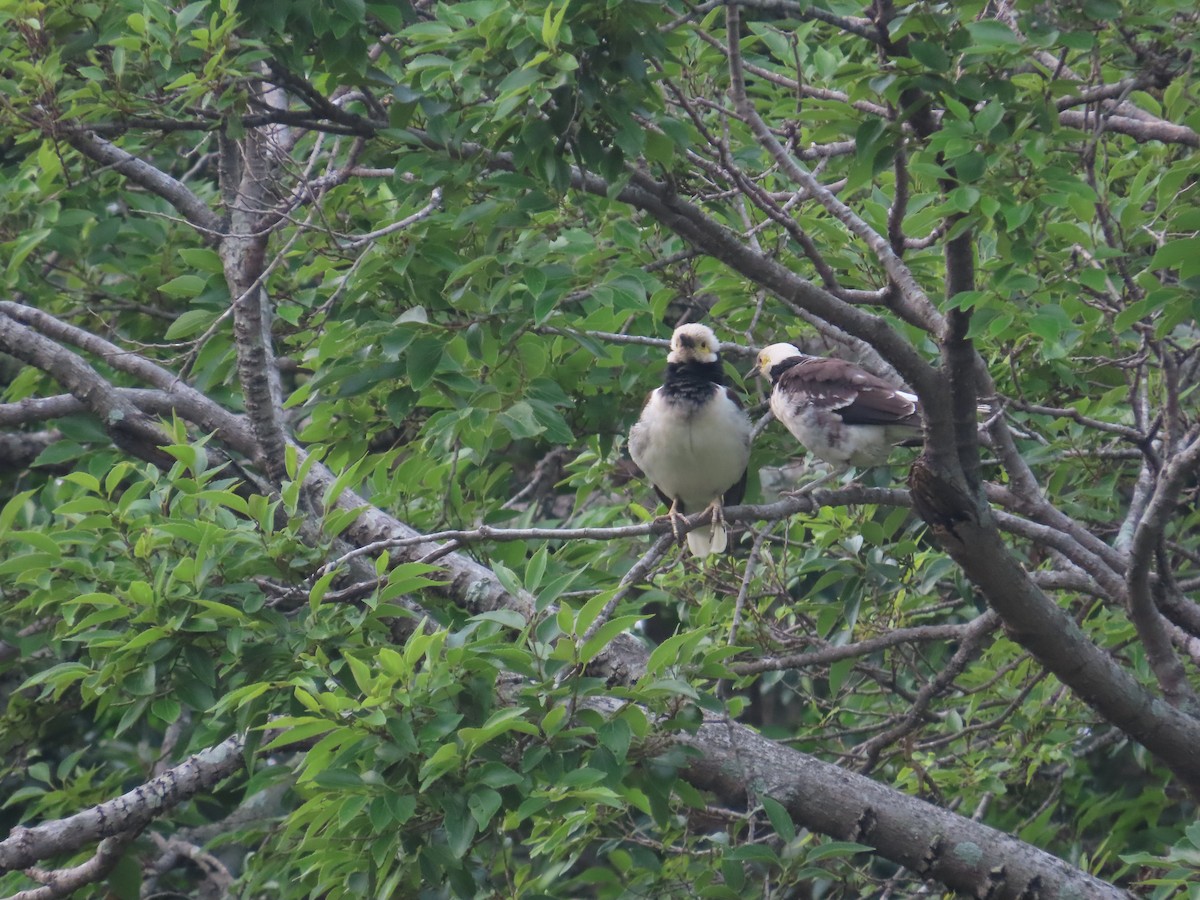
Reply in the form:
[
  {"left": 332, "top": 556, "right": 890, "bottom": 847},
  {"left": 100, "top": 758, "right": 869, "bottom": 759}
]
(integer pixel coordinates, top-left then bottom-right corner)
[
  {"left": 630, "top": 388, "right": 751, "bottom": 511},
  {"left": 770, "top": 392, "right": 899, "bottom": 468}
]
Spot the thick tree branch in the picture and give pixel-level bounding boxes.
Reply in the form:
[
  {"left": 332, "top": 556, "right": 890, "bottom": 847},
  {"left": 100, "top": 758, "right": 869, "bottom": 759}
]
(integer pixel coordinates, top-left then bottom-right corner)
[
  {"left": 1058, "top": 110, "right": 1199, "bottom": 147},
  {"left": 0, "top": 303, "right": 254, "bottom": 449},
  {"left": 0, "top": 430, "right": 58, "bottom": 471},
  {"left": 908, "top": 456, "right": 1200, "bottom": 799},
  {"left": 1126, "top": 431, "right": 1200, "bottom": 713},
  {"left": 0, "top": 314, "right": 173, "bottom": 466},
  {"left": 586, "top": 696, "right": 1130, "bottom": 900},
  {"left": 0, "top": 735, "right": 244, "bottom": 873},
  {"left": 3, "top": 831, "right": 137, "bottom": 900},
  {"left": 61, "top": 131, "right": 224, "bottom": 236},
  {"left": 218, "top": 117, "right": 290, "bottom": 485}
]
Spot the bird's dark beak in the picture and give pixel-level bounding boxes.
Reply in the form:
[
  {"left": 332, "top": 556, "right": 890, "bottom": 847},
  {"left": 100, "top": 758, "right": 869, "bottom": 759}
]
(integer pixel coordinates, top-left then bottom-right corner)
[{"left": 748, "top": 363, "right": 762, "bottom": 379}]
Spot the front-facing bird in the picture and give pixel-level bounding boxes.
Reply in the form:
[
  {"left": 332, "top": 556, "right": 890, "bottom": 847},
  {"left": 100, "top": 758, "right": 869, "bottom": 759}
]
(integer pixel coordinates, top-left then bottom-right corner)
[
  {"left": 629, "top": 324, "right": 752, "bottom": 556},
  {"left": 753, "top": 343, "right": 922, "bottom": 484}
]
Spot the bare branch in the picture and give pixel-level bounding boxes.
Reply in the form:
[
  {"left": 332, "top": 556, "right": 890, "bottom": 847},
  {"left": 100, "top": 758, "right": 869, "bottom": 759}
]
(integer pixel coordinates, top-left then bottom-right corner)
[
  {"left": 0, "top": 313, "right": 173, "bottom": 466},
  {"left": 62, "top": 131, "right": 224, "bottom": 236},
  {"left": 1126, "top": 431, "right": 1200, "bottom": 712},
  {"left": 0, "top": 305, "right": 254, "bottom": 449},
  {"left": 0, "top": 735, "right": 245, "bottom": 872},
  {"left": 3, "top": 832, "right": 137, "bottom": 900},
  {"left": 856, "top": 611, "right": 1000, "bottom": 770},
  {"left": 1055, "top": 77, "right": 1148, "bottom": 110},
  {"left": 342, "top": 187, "right": 443, "bottom": 248},
  {"left": 0, "top": 430, "right": 58, "bottom": 471},
  {"left": 732, "top": 613, "right": 998, "bottom": 675},
  {"left": 143, "top": 833, "right": 234, "bottom": 898},
  {"left": 1007, "top": 399, "right": 1146, "bottom": 441},
  {"left": 218, "top": 117, "right": 290, "bottom": 484},
  {"left": 725, "top": 4, "right": 945, "bottom": 337}
]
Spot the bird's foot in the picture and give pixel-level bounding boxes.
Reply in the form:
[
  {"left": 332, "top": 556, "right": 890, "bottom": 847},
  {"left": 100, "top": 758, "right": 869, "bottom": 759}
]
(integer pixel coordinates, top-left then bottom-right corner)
[{"left": 652, "top": 498, "right": 687, "bottom": 545}]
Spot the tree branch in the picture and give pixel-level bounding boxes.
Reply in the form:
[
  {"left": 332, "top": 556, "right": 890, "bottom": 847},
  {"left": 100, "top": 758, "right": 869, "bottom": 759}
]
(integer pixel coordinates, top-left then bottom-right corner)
[
  {"left": 724, "top": 4, "right": 945, "bottom": 338},
  {"left": 586, "top": 696, "right": 1130, "bottom": 900},
  {"left": 3, "top": 832, "right": 137, "bottom": 900},
  {"left": 0, "top": 735, "right": 244, "bottom": 873},
  {"left": 908, "top": 456, "right": 1200, "bottom": 799},
  {"left": 1058, "top": 110, "right": 1199, "bottom": 147},
  {"left": 731, "top": 614, "right": 997, "bottom": 675},
  {"left": 1126, "top": 431, "right": 1200, "bottom": 713},
  {"left": 217, "top": 115, "right": 290, "bottom": 485},
  {"left": 61, "top": 131, "right": 224, "bottom": 236},
  {"left": 0, "top": 314, "right": 174, "bottom": 466},
  {"left": 0, "top": 430, "right": 58, "bottom": 472}
]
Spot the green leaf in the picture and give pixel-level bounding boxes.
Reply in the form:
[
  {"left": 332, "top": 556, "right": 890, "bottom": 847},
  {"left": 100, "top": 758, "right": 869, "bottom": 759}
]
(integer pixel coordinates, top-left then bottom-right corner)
[
  {"left": 1151, "top": 237, "right": 1200, "bottom": 270},
  {"left": 497, "top": 401, "right": 544, "bottom": 439},
  {"left": 908, "top": 40, "right": 949, "bottom": 71},
  {"left": 459, "top": 707, "right": 539, "bottom": 747},
  {"left": 467, "top": 786, "right": 503, "bottom": 830},
  {"left": 157, "top": 274, "right": 207, "bottom": 298},
  {"left": 107, "top": 851, "right": 143, "bottom": 900},
  {"left": 579, "top": 615, "right": 644, "bottom": 664},
  {"left": 964, "top": 20, "right": 1021, "bottom": 49},
  {"left": 0, "top": 488, "right": 36, "bottom": 534},
  {"left": 471, "top": 609, "right": 528, "bottom": 630},
  {"left": 406, "top": 337, "right": 444, "bottom": 390},
  {"left": 645, "top": 628, "right": 705, "bottom": 676},
  {"left": 443, "top": 795, "right": 478, "bottom": 858},
  {"left": 761, "top": 795, "right": 796, "bottom": 843},
  {"left": 806, "top": 841, "right": 875, "bottom": 861},
  {"left": 164, "top": 308, "right": 219, "bottom": 340},
  {"left": 541, "top": 0, "right": 568, "bottom": 48}
]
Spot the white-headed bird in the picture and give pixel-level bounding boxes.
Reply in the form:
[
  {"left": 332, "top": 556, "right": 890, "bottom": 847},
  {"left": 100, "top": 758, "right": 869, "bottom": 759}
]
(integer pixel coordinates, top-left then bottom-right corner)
[
  {"left": 753, "top": 343, "right": 922, "bottom": 488},
  {"left": 629, "top": 324, "right": 753, "bottom": 556}
]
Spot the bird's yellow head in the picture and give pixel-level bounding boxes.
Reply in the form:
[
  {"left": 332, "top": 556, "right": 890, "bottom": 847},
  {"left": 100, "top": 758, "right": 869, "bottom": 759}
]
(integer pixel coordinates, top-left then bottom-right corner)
[
  {"left": 751, "top": 342, "right": 803, "bottom": 378},
  {"left": 667, "top": 323, "right": 721, "bottom": 364}
]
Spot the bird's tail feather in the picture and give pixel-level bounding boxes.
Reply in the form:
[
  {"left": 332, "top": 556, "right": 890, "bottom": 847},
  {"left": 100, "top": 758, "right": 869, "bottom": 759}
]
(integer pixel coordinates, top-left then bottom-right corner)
[{"left": 687, "top": 523, "right": 727, "bottom": 556}]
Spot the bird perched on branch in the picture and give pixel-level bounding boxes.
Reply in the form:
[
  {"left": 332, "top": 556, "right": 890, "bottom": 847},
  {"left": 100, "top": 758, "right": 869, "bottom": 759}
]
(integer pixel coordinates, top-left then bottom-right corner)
[
  {"left": 629, "top": 324, "right": 752, "bottom": 556},
  {"left": 752, "top": 343, "right": 922, "bottom": 490}
]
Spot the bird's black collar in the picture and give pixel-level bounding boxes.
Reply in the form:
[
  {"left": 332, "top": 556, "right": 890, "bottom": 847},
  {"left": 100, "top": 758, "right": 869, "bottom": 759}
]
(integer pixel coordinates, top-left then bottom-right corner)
[
  {"left": 661, "top": 359, "right": 726, "bottom": 406},
  {"left": 768, "top": 356, "right": 805, "bottom": 383},
  {"left": 666, "top": 359, "right": 727, "bottom": 384}
]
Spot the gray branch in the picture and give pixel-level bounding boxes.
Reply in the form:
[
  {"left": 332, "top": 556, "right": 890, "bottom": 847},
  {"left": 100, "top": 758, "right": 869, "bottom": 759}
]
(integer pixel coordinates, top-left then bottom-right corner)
[
  {"left": 1126, "top": 432, "right": 1200, "bottom": 713},
  {"left": 582, "top": 695, "right": 1132, "bottom": 900},
  {"left": 0, "top": 314, "right": 173, "bottom": 466},
  {"left": 0, "top": 735, "right": 245, "bottom": 873},
  {"left": 218, "top": 118, "right": 290, "bottom": 486},
  {"left": 63, "top": 131, "right": 224, "bottom": 235}
]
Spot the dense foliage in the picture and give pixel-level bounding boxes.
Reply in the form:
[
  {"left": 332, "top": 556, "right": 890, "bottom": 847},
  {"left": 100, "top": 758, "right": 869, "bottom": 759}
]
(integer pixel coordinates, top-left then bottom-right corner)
[{"left": 0, "top": 0, "right": 1197, "bottom": 897}]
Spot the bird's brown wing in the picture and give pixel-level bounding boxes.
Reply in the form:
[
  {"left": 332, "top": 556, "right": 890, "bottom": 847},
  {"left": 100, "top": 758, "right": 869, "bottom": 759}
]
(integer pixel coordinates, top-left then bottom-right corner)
[{"left": 779, "top": 358, "right": 919, "bottom": 426}]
